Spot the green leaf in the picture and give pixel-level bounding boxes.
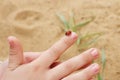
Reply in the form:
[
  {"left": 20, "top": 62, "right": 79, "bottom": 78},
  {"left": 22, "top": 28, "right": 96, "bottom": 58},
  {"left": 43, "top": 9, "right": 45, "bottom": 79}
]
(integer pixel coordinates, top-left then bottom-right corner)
[
  {"left": 77, "top": 36, "right": 82, "bottom": 45},
  {"left": 101, "top": 48, "right": 106, "bottom": 71},
  {"left": 79, "top": 36, "right": 99, "bottom": 49},
  {"left": 78, "top": 32, "right": 102, "bottom": 49},
  {"left": 69, "top": 11, "right": 75, "bottom": 28},
  {"left": 80, "top": 32, "right": 102, "bottom": 40},
  {"left": 97, "top": 73, "right": 103, "bottom": 80},
  {"left": 57, "top": 14, "right": 70, "bottom": 31},
  {"left": 74, "top": 17, "right": 95, "bottom": 28}
]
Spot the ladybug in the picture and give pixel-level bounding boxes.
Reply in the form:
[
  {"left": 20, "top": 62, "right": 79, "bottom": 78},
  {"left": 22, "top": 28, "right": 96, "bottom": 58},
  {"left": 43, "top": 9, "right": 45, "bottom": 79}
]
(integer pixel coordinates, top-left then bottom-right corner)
[{"left": 65, "top": 30, "right": 72, "bottom": 36}]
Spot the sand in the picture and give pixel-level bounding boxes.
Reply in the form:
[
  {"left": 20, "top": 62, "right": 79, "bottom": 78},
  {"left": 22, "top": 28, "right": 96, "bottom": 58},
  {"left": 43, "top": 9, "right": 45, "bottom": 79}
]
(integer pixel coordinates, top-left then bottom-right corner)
[{"left": 0, "top": 0, "right": 120, "bottom": 80}]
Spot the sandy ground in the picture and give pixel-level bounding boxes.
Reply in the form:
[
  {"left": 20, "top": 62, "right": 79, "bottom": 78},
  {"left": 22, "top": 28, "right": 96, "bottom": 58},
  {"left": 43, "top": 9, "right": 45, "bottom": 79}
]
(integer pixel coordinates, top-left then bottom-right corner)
[{"left": 0, "top": 0, "right": 120, "bottom": 80}]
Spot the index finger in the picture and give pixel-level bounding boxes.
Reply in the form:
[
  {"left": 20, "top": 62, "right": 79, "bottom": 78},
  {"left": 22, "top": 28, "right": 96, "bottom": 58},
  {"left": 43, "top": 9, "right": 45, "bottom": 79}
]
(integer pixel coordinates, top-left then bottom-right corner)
[{"left": 33, "top": 32, "right": 78, "bottom": 68}]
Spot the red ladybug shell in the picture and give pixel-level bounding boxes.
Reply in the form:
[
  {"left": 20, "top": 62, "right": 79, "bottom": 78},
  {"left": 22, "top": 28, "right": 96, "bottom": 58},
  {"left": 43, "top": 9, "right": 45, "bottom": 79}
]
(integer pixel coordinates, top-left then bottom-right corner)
[{"left": 65, "top": 31, "right": 72, "bottom": 36}]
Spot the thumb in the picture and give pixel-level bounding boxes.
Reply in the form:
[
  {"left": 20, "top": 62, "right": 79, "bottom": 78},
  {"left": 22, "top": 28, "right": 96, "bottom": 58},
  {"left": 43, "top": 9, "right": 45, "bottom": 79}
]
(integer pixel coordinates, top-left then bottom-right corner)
[{"left": 8, "top": 36, "right": 23, "bottom": 70}]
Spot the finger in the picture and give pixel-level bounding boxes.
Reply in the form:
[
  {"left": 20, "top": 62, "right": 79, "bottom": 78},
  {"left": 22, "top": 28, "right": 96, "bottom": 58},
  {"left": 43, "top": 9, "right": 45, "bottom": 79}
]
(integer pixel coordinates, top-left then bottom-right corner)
[
  {"left": 8, "top": 36, "right": 23, "bottom": 70},
  {"left": 0, "top": 61, "right": 8, "bottom": 78},
  {"left": 49, "top": 48, "right": 99, "bottom": 80},
  {"left": 62, "top": 63, "right": 100, "bottom": 80},
  {"left": 24, "top": 52, "right": 41, "bottom": 63},
  {"left": 33, "top": 32, "right": 78, "bottom": 67},
  {"left": 0, "top": 61, "right": 3, "bottom": 78}
]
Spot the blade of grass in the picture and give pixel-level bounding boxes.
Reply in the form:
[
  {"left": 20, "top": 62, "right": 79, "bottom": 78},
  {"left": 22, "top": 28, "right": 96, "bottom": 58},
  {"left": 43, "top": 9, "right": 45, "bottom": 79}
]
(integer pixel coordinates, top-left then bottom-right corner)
[
  {"left": 77, "top": 36, "right": 82, "bottom": 45},
  {"left": 97, "top": 73, "right": 103, "bottom": 80},
  {"left": 97, "top": 49, "right": 106, "bottom": 80},
  {"left": 80, "top": 32, "right": 102, "bottom": 40},
  {"left": 74, "top": 17, "right": 95, "bottom": 29},
  {"left": 57, "top": 14, "right": 70, "bottom": 31},
  {"left": 69, "top": 11, "right": 75, "bottom": 28},
  {"left": 98, "top": 48, "right": 106, "bottom": 80},
  {"left": 101, "top": 48, "right": 106, "bottom": 71},
  {"left": 79, "top": 36, "right": 100, "bottom": 49}
]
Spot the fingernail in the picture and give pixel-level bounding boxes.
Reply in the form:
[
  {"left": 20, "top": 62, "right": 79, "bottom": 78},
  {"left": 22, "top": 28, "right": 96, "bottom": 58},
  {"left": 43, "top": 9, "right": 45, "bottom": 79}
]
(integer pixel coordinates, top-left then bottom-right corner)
[
  {"left": 91, "top": 63, "right": 99, "bottom": 74},
  {"left": 8, "top": 37, "right": 14, "bottom": 48},
  {"left": 91, "top": 49, "right": 98, "bottom": 57},
  {"left": 71, "top": 32, "right": 78, "bottom": 40}
]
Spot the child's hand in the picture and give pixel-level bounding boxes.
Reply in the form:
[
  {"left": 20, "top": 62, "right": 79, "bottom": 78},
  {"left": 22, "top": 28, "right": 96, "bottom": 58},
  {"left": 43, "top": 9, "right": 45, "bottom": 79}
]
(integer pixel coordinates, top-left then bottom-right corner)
[
  {"left": 0, "top": 32, "right": 100, "bottom": 80},
  {"left": 0, "top": 52, "right": 41, "bottom": 78}
]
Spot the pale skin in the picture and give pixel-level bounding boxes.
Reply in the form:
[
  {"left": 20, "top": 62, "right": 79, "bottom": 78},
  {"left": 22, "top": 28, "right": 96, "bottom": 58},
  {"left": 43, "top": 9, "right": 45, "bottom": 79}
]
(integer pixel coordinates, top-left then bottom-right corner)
[{"left": 0, "top": 32, "right": 100, "bottom": 80}]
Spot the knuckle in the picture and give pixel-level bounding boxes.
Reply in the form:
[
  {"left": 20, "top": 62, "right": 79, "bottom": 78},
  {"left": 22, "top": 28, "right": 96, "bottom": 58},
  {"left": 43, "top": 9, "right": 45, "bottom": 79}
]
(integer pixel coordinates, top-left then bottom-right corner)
[
  {"left": 33, "top": 65, "right": 40, "bottom": 72},
  {"left": 51, "top": 46, "right": 59, "bottom": 55},
  {"left": 62, "top": 62, "right": 75, "bottom": 71},
  {"left": 48, "top": 47, "right": 59, "bottom": 59},
  {"left": 61, "top": 78, "right": 66, "bottom": 80},
  {"left": 8, "top": 65, "right": 16, "bottom": 71},
  {"left": 46, "top": 74, "right": 55, "bottom": 80},
  {"left": 83, "top": 69, "right": 92, "bottom": 78},
  {"left": 81, "top": 53, "right": 92, "bottom": 64},
  {"left": 62, "top": 38, "right": 71, "bottom": 47},
  {"left": 8, "top": 63, "right": 18, "bottom": 71},
  {"left": 29, "top": 63, "right": 41, "bottom": 72},
  {"left": 62, "top": 77, "right": 72, "bottom": 80},
  {"left": 10, "top": 49, "right": 17, "bottom": 55}
]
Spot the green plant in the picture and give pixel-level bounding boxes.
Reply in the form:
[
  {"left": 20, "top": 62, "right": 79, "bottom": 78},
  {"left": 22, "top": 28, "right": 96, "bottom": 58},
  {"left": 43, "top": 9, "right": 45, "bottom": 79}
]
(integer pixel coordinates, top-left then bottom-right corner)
[
  {"left": 97, "top": 48, "right": 106, "bottom": 80},
  {"left": 57, "top": 12, "right": 106, "bottom": 80},
  {"left": 57, "top": 12, "right": 102, "bottom": 50},
  {"left": 77, "top": 32, "right": 102, "bottom": 50},
  {"left": 57, "top": 12, "right": 94, "bottom": 32}
]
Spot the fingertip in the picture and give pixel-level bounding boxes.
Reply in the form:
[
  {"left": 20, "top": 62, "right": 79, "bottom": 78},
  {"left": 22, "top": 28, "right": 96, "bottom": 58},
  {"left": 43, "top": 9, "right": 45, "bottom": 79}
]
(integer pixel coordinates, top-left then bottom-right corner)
[
  {"left": 90, "top": 48, "right": 99, "bottom": 58},
  {"left": 90, "top": 63, "right": 100, "bottom": 74},
  {"left": 65, "top": 32, "right": 78, "bottom": 40},
  {"left": 7, "top": 36, "right": 22, "bottom": 50},
  {"left": 8, "top": 36, "right": 17, "bottom": 42},
  {"left": 8, "top": 36, "right": 16, "bottom": 48},
  {"left": 82, "top": 63, "right": 100, "bottom": 80},
  {"left": 71, "top": 32, "right": 78, "bottom": 40}
]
